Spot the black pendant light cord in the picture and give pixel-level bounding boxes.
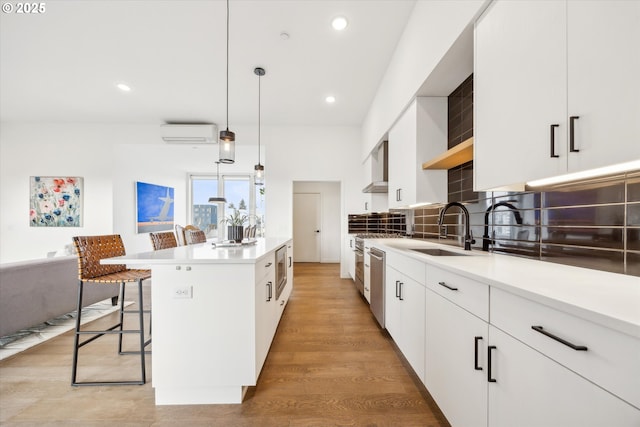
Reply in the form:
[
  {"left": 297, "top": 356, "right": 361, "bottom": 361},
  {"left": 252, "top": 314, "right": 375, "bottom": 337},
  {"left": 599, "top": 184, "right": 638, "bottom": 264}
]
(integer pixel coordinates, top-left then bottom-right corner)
[
  {"left": 258, "top": 72, "right": 261, "bottom": 163},
  {"left": 225, "top": 0, "right": 230, "bottom": 132}
]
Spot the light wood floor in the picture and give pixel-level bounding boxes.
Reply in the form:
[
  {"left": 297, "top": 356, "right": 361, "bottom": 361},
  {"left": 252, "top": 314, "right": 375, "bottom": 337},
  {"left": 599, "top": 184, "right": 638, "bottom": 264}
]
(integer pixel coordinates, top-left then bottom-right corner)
[{"left": 0, "top": 263, "right": 449, "bottom": 426}]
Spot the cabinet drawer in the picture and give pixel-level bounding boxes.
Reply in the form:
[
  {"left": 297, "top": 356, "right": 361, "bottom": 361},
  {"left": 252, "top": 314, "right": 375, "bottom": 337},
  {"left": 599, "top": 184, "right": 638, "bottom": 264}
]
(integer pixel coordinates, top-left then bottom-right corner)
[
  {"left": 491, "top": 287, "right": 640, "bottom": 409},
  {"left": 425, "top": 265, "right": 489, "bottom": 321},
  {"left": 255, "top": 254, "right": 275, "bottom": 281},
  {"left": 386, "top": 250, "right": 425, "bottom": 285}
]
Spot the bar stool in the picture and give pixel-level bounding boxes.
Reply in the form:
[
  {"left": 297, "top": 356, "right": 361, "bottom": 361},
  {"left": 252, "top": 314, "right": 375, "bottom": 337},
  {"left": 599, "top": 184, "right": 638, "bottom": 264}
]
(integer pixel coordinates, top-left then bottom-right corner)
[
  {"left": 149, "top": 231, "right": 178, "bottom": 250},
  {"left": 71, "top": 234, "right": 151, "bottom": 386},
  {"left": 185, "top": 229, "right": 207, "bottom": 245}
]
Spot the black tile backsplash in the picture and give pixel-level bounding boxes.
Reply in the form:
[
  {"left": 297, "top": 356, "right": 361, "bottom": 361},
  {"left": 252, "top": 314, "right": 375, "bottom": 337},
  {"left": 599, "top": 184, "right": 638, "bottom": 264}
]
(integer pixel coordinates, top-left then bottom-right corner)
[
  {"left": 410, "top": 171, "right": 640, "bottom": 277},
  {"left": 448, "top": 73, "right": 473, "bottom": 149},
  {"left": 348, "top": 213, "right": 406, "bottom": 235}
]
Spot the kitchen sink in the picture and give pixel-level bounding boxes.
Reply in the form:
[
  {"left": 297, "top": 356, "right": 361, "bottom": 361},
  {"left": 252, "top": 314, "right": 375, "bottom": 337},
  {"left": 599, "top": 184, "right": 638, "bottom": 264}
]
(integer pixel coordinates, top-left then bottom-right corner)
[{"left": 410, "top": 248, "right": 469, "bottom": 256}]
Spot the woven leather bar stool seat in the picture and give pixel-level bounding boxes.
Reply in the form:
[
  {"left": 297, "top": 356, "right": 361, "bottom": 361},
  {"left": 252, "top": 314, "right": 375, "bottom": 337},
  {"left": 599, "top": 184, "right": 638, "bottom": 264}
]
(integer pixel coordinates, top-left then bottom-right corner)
[
  {"left": 185, "top": 229, "right": 207, "bottom": 245},
  {"left": 71, "top": 234, "right": 151, "bottom": 386},
  {"left": 150, "top": 231, "right": 178, "bottom": 250}
]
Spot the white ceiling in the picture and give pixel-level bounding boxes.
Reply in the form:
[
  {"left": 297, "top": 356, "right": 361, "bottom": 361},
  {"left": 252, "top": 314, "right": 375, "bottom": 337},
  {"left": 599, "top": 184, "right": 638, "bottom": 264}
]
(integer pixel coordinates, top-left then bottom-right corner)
[{"left": 0, "top": 0, "right": 416, "bottom": 128}]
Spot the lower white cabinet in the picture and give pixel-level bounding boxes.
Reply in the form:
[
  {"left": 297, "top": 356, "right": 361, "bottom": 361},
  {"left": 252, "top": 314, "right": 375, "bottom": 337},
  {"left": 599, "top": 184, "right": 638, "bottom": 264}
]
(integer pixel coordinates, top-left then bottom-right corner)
[
  {"left": 385, "top": 264, "right": 426, "bottom": 382},
  {"left": 381, "top": 248, "right": 639, "bottom": 426},
  {"left": 255, "top": 265, "right": 277, "bottom": 374},
  {"left": 425, "top": 288, "right": 488, "bottom": 427},
  {"left": 487, "top": 326, "right": 640, "bottom": 427}
]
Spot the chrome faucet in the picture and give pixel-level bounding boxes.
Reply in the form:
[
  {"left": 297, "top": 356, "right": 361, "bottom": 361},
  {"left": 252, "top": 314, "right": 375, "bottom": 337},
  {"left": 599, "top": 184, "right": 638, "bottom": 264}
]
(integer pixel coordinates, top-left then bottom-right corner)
[
  {"left": 482, "top": 202, "right": 523, "bottom": 251},
  {"left": 438, "top": 202, "right": 475, "bottom": 251}
]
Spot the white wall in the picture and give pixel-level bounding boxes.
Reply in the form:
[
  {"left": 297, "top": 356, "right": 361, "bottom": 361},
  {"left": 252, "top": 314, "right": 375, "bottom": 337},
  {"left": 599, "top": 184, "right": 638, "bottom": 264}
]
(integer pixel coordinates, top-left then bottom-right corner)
[
  {"left": 0, "top": 123, "right": 259, "bottom": 262},
  {"left": 293, "top": 181, "right": 341, "bottom": 263},
  {"left": 361, "top": 0, "right": 487, "bottom": 158},
  {"left": 0, "top": 123, "right": 361, "bottom": 278},
  {"left": 264, "top": 125, "right": 362, "bottom": 277}
]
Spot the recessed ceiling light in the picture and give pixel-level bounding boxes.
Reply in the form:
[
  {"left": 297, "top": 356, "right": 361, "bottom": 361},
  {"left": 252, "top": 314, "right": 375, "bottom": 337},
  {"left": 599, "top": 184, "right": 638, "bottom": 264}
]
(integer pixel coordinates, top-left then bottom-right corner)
[
  {"left": 331, "top": 16, "right": 348, "bottom": 31},
  {"left": 325, "top": 95, "right": 336, "bottom": 104},
  {"left": 116, "top": 83, "right": 131, "bottom": 92}
]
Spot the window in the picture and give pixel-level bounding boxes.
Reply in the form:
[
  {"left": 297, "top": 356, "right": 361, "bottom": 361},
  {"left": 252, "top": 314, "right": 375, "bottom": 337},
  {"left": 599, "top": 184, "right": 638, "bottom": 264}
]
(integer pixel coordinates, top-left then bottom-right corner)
[{"left": 189, "top": 174, "right": 264, "bottom": 239}]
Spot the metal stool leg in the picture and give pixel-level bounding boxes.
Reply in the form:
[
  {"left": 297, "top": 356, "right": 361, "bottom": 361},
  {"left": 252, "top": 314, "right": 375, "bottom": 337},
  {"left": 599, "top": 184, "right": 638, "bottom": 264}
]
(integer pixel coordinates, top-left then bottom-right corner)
[
  {"left": 71, "top": 280, "right": 84, "bottom": 385},
  {"left": 118, "top": 281, "right": 126, "bottom": 354},
  {"left": 137, "top": 279, "right": 146, "bottom": 384}
]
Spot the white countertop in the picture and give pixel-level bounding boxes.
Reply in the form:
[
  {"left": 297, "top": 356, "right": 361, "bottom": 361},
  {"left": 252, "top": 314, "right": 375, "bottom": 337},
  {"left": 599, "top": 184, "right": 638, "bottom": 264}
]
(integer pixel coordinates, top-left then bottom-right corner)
[
  {"left": 368, "top": 238, "right": 640, "bottom": 339},
  {"left": 102, "top": 237, "right": 291, "bottom": 265}
]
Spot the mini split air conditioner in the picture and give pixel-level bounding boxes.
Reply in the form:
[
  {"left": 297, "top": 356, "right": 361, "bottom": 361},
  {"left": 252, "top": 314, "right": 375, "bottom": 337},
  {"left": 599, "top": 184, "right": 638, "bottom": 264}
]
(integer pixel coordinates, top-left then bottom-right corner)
[{"left": 160, "top": 124, "right": 218, "bottom": 144}]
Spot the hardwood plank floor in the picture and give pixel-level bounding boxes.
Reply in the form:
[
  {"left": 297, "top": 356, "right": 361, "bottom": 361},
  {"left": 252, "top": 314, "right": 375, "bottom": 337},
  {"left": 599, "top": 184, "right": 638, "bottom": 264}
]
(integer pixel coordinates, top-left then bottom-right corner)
[{"left": 0, "top": 263, "right": 449, "bottom": 426}]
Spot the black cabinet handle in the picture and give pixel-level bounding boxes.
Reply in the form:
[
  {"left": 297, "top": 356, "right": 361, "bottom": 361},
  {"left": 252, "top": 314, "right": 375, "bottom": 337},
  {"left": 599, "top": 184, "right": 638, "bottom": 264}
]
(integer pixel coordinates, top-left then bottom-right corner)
[
  {"left": 438, "top": 281, "right": 458, "bottom": 291},
  {"left": 550, "top": 124, "right": 560, "bottom": 158},
  {"left": 399, "top": 282, "right": 404, "bottom": 301},
  {"left": 488, "top": 345, "right": 497, "bottom": 383},
  {"left": 531, "top": 326, "right": 587, "bottom": 351},
  {"left": 265, "top": 262, "right": 272, "bottom": 268},
  {"left": 569, "top": 116, "right": 580, "bottom": 152},
  {"left": 474, "top": 336, "right": 483, "bottom": 371},
  {"left": 288, "top": 256, "right": 292, "bottom": 268},
  {"left": 395, "top": 280, "right": 400, "bottom": 298},
  {"left": 398, "top": 188, "right": 402, "bottom": 201},
  {"left": 266, "top": 281, "right": 272, "bottom": 301}
]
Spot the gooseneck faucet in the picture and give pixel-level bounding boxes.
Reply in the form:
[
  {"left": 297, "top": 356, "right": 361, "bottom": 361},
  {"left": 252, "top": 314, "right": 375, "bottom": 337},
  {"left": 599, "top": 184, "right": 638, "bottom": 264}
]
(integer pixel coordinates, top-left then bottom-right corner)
[
  {"left": 438, "top": 202, "right": 475, "bottom": 251},
  {"left": 482, "top": 202, "right": 523, "bottom": 251}
]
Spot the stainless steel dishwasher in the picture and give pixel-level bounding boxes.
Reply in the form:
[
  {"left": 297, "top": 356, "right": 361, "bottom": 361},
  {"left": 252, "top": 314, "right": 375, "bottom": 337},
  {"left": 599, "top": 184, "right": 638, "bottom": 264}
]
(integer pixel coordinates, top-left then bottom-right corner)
[{"left": 368, "top": 247, "right": 385, "bottom": 328}]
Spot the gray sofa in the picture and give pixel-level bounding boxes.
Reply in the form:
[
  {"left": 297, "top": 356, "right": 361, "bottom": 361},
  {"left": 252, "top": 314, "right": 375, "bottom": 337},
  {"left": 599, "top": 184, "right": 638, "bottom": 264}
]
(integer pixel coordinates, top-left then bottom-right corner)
[{"left": 0, "top": 256, "right": 119, "bottom": 337}]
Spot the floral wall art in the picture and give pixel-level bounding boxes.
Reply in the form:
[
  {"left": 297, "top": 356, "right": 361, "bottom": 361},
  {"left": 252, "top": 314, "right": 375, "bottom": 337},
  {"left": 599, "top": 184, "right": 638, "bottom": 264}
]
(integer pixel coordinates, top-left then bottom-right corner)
[{"left": 29, "top": 177, "right": 83, "bottom": 227}]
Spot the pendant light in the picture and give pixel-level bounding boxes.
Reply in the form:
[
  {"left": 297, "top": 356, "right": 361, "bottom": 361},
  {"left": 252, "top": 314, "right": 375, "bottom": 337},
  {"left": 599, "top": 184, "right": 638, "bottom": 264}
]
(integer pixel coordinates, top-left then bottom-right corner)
[
  {"left": 254, "top": 67, "right": 265, "bottom": 186},
  {"left": 219, "top": 0, "right": 235, "bottom": 164},
  {"left": 208, "top": 161, "right": 227, "bottom": 203}
]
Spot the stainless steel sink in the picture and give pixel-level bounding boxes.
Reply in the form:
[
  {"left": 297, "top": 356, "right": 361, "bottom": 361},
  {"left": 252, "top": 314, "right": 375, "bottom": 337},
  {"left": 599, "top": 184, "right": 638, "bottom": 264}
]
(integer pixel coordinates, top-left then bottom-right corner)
[{"left": 410, "top": 248, "right": 469, "bottom": 256}]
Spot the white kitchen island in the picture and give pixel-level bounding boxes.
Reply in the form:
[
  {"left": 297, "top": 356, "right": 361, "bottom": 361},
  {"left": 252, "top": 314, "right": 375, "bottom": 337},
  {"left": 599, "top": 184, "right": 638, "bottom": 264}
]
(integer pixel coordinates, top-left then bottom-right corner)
[{"left": 103, "top": 237, "right": 293, "bottom": 405}]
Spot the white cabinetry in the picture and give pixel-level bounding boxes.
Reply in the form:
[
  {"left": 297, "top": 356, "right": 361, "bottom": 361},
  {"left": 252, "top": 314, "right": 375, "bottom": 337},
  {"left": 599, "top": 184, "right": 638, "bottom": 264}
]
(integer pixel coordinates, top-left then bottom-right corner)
[
  {"left": 388, "top": 97, "right": 447, "bottom": 208},
  {"left": 474, "top": 0, "right": 640, "bottom": 191},
  {"left": 255, "top": 254, "right": 277, "bottom": 374},
  {"left": 385, "top": 253, "right": 426, "bottom": 381},
  {"left": 487, "top": 326, "right": 640, "bottom": 427},
  {"left": 424, "top": 266, "right": 489, "bottom": 427}
]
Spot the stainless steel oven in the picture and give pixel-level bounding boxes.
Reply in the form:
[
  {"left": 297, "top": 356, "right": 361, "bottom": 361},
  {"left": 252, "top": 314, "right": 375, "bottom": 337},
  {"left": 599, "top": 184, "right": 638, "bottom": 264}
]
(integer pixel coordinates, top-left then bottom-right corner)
[{"left": 275, "top": 245, "right": 287, "bottom": 300}]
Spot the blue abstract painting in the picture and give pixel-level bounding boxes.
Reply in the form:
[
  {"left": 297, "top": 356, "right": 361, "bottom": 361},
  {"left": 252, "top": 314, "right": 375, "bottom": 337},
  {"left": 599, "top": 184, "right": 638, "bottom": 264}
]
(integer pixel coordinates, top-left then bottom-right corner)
[{"left": 136, "top": 181, "right": 174, "bottom": 233}]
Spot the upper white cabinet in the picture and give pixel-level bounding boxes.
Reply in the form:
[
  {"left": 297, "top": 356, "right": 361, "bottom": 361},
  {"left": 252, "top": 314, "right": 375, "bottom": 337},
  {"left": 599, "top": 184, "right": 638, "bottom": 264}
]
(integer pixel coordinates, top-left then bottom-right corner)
[
  {"left": 474, "top": 0, "right": 640, "bottom": 191},
  {"left": 388, "top": 97, "right": 447, "bottom": 208}
]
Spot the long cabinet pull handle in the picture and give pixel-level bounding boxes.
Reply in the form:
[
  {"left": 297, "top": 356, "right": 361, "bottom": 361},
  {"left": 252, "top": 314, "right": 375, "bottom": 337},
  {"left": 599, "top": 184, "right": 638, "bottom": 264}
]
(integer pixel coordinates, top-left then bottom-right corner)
[
  {"left": 474, "top": 336, "right": 483, "bottom": 371},
  {"left": 266, "top": 281, "right": 272, "bottom": 301},
  {"left": 438, "top": 281, "right": 458, "bottom": 291},
  {"left": 550, "top": 124, "right": 560, "bottom": 158},
  {"left": 569, "top": 116, "right": 580, "bottom": 152},
  {"left": 399, "top": 282, "right": 404, "bottom": 301},
  {"left": 288, "top": 256, "right": 292, "bottom": 268},
  {"left": 488, "top": 345, "right": 497, "bottom": 383},
  {"left": 395, "top": 280, "right": 400, "bottom": 298},
  {"left": 531, "top": 326, "right": 587, "bottom": 351}
]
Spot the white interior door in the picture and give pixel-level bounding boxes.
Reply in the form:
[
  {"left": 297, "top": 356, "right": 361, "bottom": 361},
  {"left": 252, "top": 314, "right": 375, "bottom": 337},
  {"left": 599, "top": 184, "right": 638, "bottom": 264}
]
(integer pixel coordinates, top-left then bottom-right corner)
[{"left": 293, "top": 193, "right": 321, "bottom": 262}]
